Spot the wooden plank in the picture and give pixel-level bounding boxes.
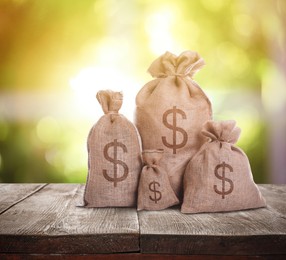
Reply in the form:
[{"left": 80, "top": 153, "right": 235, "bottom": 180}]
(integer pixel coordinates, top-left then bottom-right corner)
[
  {"left": 0, "top": 184, "right": 139, "bottom": 254},
  {"left": 0, "top": 183, "right": 46, "bottom": 214},
  {"left": 0, "top": 253, "right": 278, "bottom": 260},
  {"left": 138, "top": 184, "right": 286, "bottom": 255},
  {"left": 259, "top": 184, "right": 286, "bottom": 215}
]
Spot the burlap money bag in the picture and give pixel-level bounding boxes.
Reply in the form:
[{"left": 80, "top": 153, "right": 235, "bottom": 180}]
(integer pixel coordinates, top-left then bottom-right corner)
[
  {"left": 137, "top": 150, "right": 179, "bottom": 211},
  {"left": 135, "top": 50, "right": 212, "bottom": 199},
  {"left": 181, "top": 120, "right": 267, "bottom": 214},
  {"left": 84, "top": 90, "right": 142, "bottom": 207}
]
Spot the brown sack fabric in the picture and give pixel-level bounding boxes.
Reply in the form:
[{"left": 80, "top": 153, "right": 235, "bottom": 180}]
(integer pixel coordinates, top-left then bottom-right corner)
[
  {"left": 181, "top": 120, "right": 266, "bottom": 214},
  {"left": 135, "top": 50, "right": 212, "bottom": 199},
  {"left": 84, "top": 90, "right": 142, "bottom": 207},
  {"left": 137, "top": 150, "right": 179, "bottom": 211}
]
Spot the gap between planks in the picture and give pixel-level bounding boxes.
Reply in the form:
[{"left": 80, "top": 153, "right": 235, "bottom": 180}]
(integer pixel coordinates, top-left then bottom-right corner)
[{"left": 0, "top": 183, "right": 48, "bottom": 215}]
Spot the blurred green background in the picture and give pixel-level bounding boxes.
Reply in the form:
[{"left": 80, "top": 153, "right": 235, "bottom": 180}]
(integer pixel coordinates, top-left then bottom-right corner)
[{"left": 0, "top": 0, "right": 285, "bottom": 183}]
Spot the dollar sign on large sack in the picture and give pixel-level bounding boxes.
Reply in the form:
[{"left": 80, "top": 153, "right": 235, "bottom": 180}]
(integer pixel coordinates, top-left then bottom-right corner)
[
  {"left": 162, "top": 106, "right": 188, "bottom": 154},
  {"left": 103, "top": 139, "right": 129, "bottom": 187},
  {"left": 214, "top": 162, "right": 234, "bottom": 199},
  {"left": 149, "top": 181, "right": 162, "bottom": 203}
]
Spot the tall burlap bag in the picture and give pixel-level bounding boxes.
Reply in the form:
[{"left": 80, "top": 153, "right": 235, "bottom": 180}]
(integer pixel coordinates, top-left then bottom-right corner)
[
  {"left": 137, "top": 149, "right": 179, "bottom": 211},
  {"left": 181, "top": 120, "right": 266, "bottom": 214},
  {"left": 135, "top": 51, "right": 212, "bottom": 199},
  {"left": 84, "top": 90, "right": 142, "bottom": 207}
]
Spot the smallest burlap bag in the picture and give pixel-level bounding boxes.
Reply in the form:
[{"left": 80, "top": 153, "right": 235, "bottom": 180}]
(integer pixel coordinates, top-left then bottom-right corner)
[
  {"left": 181, "top": 120, "right": 266, "bottom": 214},
  {"left": 137, "top": 150, "right": 179, "bottom": 211}
]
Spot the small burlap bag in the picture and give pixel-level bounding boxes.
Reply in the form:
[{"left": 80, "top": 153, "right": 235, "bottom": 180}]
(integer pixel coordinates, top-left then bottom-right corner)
[
  {"left": 137, "top": 150, "right": 179, "bottom": 211},
  {"left": 84, "top": 90, "right": 142, "bottom": 207},
  {"left": 135, "top": 50, "right": 212, "bottom": 199},
  {"left": 181, "top": 120, "right": 266, "bottom": 214}
]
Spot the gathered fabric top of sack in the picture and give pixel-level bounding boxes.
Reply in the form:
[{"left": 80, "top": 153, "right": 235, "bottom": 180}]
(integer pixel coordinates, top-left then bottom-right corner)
[
  {"left": 148, "top": 50, "right": 206, "bottom": 79},
  {"left": 201, "top": 120, "right": 241, "bottom": 144},
  {"left": 97, "top": 90, "right": 123, "bottom": 118}
]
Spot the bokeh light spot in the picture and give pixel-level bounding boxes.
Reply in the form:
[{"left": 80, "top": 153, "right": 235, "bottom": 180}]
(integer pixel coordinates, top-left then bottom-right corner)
[
  {"left": 261, "top": 63, "right": 286, "bottom": 113},
  {"left": 0, "top": 120, "right": 9, "bottom": 141},
  {"left": 45, "top": 148, "right": 63, "bottom": 170},
  {"left": 36, "top": 116, "right": 61, "bottom": 144},
  {"left": 62, "top": 142, "right": 87, "bottom": 181},
  {"left": 233, "top": 14, "right": 255, "bottom": 37},
  {"left": 201, "top": 0, "right": 225, "bottom": 12},
  {"left": 217, "top": 42, "right": 250, "bottom": 77},
  {"left": 0, "top": 153, "right": 2, "bottom": 171}
]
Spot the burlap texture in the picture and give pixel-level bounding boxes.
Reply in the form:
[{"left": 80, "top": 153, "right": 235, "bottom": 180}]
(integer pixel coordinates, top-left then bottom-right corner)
[
  {"left": 135, "top": 51, "right": 212, "bottom": 199},
  {"left": 84, "top": 90, "right": 142, "bottom": 207},
  {"left": 181, "top": 120, "right": 266, "bottom": 214},
  {"left": 137, "top": 150, "right": 179, "bottom": 211}
]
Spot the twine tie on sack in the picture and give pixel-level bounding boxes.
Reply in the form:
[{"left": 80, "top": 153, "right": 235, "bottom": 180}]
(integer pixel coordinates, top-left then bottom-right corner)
[
  {"left": 173, "top": 73, "right": 188, "bottom": 77},
  {"left": 107, "top": 111, "right": 118, "bottom": 122}
]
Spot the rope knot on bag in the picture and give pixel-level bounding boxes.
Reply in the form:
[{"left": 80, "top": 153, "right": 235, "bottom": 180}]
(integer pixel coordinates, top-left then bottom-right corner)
[
  {"left": 172, "top": 73, "right": 188, "bottom": 78},
  {"left": 142, "top": 149, "right": 164, "bottom": 170}
]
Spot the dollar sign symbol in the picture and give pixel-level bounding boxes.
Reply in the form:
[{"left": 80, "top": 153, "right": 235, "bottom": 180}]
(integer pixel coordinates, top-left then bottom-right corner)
[
  {"left": 162, "top": 106, "right": 188, "bottom": 154},
  {"left": 103, "top": 139, "right": 129, "bottom": 187},
  {"left": 149, "top": 181, "right": 162, "bottom": 204},
  {"left": 214, "top": 162, "right": 234, "bottom": 199}
]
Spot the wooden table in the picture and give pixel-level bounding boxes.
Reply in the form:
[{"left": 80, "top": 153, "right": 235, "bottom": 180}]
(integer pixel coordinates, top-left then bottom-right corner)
[{"left": 0, "top": 184, "right": 285, "bottom": 259}]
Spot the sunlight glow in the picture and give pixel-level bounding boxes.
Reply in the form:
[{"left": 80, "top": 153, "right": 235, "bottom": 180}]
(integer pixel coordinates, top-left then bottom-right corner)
[
  {"left": 70, "top": 66, "right": 139, "bottom": 121},
  {"left": 145, "top": 7, "right": 178, "bottom": 55}
]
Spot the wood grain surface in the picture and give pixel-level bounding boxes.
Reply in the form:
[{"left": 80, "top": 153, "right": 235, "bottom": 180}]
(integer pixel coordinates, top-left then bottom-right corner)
[
  {"left": 0, "top": 184, "right": 285, "bottom": 256},
  {"left": 0, "top": 183, "right": 46, "bottom": 214},
  {"left": 138, "top": 185, "right": 286, "bottom": 255},
  {"left": 0, "top": 184, "right": 139, "bottom": 254}
]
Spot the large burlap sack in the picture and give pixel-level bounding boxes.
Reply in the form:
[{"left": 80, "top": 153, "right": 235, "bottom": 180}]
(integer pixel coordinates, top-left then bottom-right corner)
[
  {"left": 84, "top": 90, "right": 142, "bottom": 207},
  {"left": 181, "top": 120, "right": 266, "bottom": 213},
  {"left": 135, "top": 50, "right": 212, "bottom": 199},
  {"left": 137, "top": 149, "right": 179, "bottom": 211}
]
